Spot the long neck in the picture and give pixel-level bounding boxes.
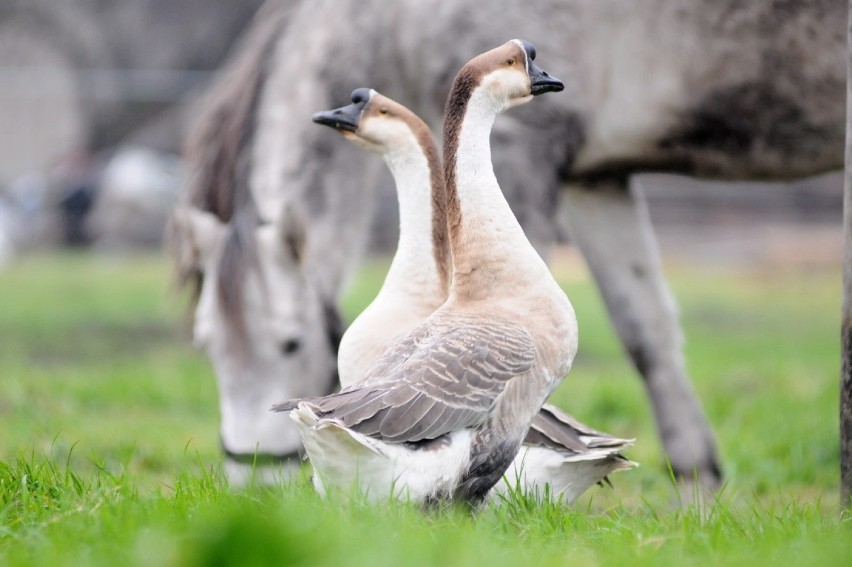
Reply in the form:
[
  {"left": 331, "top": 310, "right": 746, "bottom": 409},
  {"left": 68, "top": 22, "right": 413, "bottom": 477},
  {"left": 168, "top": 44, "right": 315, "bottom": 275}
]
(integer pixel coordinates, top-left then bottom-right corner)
[
  {"left": 443, "top": 82, "right": 549, "bottom": 301},
  {"left": 380, "top": 133, "right": 450, "bottom": 301}
]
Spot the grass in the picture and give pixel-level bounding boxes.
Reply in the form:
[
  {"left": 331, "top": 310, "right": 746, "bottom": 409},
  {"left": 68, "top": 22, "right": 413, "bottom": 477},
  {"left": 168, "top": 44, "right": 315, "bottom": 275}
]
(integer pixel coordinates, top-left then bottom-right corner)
[{"left": 0, "top": 251, "right": 850, "bottom": 565}]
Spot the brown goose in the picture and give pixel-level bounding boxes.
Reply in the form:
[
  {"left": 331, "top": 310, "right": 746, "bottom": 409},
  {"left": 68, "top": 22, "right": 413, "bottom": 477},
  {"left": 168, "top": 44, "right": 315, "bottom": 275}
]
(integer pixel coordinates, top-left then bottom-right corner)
[{"left": 274, "top": 39, "right": 574, "bottom": 505}]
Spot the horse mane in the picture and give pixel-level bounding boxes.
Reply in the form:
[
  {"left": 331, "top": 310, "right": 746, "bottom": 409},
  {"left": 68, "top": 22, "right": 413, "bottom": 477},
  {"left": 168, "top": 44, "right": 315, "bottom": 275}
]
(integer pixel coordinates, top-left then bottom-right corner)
[{"left": 167, "top": 1, "right": 289, "bottom": 351}]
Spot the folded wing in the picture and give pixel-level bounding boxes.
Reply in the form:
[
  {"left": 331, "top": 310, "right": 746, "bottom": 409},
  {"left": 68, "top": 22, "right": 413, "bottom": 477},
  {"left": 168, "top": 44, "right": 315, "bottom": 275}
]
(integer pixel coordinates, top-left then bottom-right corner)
[{"left": 273, "top": 319, "right": 536, "bottom": 444}]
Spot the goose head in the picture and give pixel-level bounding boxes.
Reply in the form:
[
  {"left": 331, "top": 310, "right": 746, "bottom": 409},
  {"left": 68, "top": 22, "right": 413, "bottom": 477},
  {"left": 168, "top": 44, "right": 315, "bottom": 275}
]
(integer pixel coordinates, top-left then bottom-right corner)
[
  {"left": 313, "top": 88, "right": 426, "bottom": 155},
  {"left": 456, "top": 39, "right": 564, "bottom": 111}
]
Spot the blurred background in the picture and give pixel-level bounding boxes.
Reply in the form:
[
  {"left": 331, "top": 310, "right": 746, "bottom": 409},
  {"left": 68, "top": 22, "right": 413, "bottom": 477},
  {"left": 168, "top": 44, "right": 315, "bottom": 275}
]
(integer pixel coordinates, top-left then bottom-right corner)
[
  {"left": 0, "top": 0, "right": 841, "bottom": 266},
  {"left": 0, "top": 0, "right": 265, "bottom": 256}
]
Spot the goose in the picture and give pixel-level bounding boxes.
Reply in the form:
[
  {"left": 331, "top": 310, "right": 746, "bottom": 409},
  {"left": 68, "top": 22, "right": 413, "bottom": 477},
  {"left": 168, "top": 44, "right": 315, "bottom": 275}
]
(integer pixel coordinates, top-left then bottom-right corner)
[
  {"left": 313, "top": 88, "right": 635, "bottom": 502},
  {"left": 274, "top": 39, "right": 577, "bottom": 505},
  {"left": 313, "top": 88, "right": 451, "bottom": 389},
  {"left": 496, "top": 404, "right": 635, "bottom": 502}
]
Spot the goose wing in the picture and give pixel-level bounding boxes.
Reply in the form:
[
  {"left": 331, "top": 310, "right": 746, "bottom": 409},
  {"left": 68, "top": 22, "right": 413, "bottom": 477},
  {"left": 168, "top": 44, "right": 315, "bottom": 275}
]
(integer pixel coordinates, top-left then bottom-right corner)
[
  {"left": 274, "top": 319, "right": 536, "bottom": 443},
  {"left": 524, "top": 404, "right": 635, "bottom": 453}
]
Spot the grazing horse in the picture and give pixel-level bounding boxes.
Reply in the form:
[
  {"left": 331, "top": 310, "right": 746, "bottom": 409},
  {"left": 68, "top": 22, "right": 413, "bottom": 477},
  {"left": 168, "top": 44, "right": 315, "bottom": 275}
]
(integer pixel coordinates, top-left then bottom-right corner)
[
  {"left": 176, "top": 0, "right": 845, "bottom": 492},
  {"left": 171, "top": 201, "right": 339, "bottom": 484}
]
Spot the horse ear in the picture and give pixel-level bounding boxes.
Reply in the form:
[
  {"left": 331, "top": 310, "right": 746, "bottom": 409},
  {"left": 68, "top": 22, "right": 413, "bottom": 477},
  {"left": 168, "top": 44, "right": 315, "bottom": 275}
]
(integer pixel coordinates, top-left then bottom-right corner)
[
  {"left": 276, "top": 202, "right": 307, "bottom": 264},
  {"left": 172, "top": 206, "right": 225, "bottom": 266}
]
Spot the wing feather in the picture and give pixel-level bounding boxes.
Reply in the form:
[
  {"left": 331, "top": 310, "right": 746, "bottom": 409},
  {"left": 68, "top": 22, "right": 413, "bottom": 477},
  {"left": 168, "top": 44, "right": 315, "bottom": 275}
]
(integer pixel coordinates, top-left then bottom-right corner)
[
  {"left": 378, "top": 392, "right": 436, "bottom": 440},
  {"left": 287, "top": 316, "right": 536, "bottom": 443},
  {"left": 524, "top": 404, "right": 635, "bottom": 453}
]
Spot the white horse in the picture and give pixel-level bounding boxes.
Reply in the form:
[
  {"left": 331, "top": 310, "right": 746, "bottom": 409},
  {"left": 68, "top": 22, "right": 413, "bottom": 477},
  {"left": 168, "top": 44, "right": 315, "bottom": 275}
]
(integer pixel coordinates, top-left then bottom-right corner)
[
  {"left": 171, "top": 202, "right": 340, "bottom": 485},
  {"left": 176, "top": 0, "right": 844, "bottom": 492}
]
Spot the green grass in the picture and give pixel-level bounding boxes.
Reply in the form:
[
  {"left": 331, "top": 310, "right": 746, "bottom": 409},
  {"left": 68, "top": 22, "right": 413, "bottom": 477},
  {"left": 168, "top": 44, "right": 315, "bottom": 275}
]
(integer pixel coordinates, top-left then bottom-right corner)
[{"left": 0, "top": 251, "right": 849, "bottom": 565}]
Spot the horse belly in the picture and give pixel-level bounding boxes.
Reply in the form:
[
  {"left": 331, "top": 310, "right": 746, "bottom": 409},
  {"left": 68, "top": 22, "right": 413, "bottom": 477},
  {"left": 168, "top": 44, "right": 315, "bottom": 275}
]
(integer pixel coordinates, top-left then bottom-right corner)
[{"left": 574, "top": 0, "right": 845, "bottom": 181}]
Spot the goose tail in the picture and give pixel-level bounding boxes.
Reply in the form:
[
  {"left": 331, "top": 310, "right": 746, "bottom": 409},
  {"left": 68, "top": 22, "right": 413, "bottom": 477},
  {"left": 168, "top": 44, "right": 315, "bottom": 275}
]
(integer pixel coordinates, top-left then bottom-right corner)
[{"left": 495, "top": 404, "right": 637, "bottom": 503}]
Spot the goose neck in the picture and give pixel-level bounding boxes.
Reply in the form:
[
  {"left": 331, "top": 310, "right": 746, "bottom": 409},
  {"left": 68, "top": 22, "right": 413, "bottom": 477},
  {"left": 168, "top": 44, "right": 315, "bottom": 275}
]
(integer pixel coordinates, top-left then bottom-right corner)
[
  {"left": 381, "top": 140, "right": 449, "bottom": 298},
  {"left": 444, "top": 87, "right": 543, "bottom": 299}
]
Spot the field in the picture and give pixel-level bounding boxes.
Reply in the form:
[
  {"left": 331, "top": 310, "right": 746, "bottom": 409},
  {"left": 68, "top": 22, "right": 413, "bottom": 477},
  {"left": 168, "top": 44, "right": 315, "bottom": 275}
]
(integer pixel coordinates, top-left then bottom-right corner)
[{"left": 0, "top": 251, "right": 849, "bottom": 565}]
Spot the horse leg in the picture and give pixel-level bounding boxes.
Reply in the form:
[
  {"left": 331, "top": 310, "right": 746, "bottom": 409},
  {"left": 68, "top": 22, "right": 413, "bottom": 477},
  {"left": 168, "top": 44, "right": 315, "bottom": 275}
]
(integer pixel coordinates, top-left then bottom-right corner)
[{"left": 560, "top": 180, "right": 722, "bottom": 496}]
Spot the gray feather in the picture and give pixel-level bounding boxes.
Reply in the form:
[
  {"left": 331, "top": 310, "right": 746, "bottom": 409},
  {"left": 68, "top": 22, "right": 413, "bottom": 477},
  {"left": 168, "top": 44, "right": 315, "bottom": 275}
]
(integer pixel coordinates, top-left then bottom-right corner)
[
  {"left": 283, "top": 316, "right": 536, "bottom": 444},
  {"left": 524, "top": 404, "right": 634, "bottom": 453}
]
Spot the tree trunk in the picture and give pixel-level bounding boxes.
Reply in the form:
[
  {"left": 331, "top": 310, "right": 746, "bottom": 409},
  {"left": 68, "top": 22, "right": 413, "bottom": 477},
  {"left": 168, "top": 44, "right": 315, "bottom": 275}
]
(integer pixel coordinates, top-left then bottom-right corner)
[{"left": 840, "top": 0, "right": 852, "bottom": 509}]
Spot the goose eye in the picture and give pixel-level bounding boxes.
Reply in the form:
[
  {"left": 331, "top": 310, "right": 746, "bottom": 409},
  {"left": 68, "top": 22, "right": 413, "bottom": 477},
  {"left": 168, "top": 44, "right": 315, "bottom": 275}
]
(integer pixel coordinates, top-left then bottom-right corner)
[
  {"left": 506, "top": 58, "right": 515, "bottom": 65},
  {"left": 379, "top": 107, "right": 389, "bottom": 115}
]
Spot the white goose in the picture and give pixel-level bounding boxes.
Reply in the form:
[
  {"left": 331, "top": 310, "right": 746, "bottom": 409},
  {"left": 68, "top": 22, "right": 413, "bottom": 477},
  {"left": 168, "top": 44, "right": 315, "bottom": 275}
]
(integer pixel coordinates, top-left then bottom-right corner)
[
  {"left": 313, "top": 88, "right": 635, "bottom": 502},
  {"left": 313, "top": 88, "right": 451, "bottom": 389},
  {"left": 275, "top": 39, "right": 578, "bottom": 505}
]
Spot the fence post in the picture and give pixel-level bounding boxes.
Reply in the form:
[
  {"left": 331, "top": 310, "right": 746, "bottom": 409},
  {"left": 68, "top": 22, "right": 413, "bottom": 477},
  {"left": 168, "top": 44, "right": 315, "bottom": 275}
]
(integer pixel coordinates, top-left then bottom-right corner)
[{"left": 840, "top": 0, "right": 852, "bottom": 510}]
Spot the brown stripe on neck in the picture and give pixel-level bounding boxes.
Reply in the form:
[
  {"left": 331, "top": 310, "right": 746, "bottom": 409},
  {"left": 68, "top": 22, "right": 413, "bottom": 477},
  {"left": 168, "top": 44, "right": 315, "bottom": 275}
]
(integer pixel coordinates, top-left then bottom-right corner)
[
  {"left": 442, "top": 66, "right": 482, "bottom": 256},
  {"left": 409, "top": 119, "right": 450, "bottom": 294}
]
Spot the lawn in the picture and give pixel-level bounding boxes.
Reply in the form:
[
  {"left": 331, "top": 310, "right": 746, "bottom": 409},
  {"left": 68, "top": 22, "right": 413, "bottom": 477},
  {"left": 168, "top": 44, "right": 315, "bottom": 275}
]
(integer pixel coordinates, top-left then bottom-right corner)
[{"left": 0, "top": 251, "right": 849, "bottom": 565}]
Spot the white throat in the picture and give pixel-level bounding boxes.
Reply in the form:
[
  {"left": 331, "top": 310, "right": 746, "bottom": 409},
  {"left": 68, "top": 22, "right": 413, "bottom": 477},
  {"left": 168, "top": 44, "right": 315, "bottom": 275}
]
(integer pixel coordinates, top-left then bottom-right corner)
[
  {"left": 449, "top": 85, "right": 550, "bottom": 300},
  {"left": 378, "top": 129, "right": 445, "bottom": 300}
]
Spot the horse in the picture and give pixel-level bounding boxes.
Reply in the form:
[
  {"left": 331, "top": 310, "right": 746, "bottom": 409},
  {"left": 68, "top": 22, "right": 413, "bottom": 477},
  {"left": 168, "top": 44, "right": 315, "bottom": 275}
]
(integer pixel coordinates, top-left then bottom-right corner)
[{"left": 176, "top": 0, "right": 845, "bottom": 494}]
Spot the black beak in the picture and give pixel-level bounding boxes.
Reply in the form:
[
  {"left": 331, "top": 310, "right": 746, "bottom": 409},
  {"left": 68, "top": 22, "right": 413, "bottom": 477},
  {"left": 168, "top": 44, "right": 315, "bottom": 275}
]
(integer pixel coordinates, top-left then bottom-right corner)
[
  {"left": 312, "top": 104, "right": 361, "bottom": 133},
  {"left": 528, "top": 61, "right": 564, "bottom": 96},
  {"left": 312, "top": 88, "right": 372, "bottom": 132}
]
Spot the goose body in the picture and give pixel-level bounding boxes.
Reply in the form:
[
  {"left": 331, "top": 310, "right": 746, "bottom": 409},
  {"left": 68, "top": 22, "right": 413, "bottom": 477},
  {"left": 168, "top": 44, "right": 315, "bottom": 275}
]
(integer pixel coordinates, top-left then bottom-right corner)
[
  {"left": 291, "top": 402, "right": 473, "bottom": 501},
  {"left": 315, "top": 87, "right": 635, "bottom": 502},
  {"left": 276, "top": 40, "right": 576, "bottom": 504}
]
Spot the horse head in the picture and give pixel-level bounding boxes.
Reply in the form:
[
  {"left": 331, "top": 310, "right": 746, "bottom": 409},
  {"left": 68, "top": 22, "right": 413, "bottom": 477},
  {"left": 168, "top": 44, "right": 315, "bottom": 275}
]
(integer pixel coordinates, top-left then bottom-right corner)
[{"left": 172, "top": 202, "right": 339, "bottom": 485}]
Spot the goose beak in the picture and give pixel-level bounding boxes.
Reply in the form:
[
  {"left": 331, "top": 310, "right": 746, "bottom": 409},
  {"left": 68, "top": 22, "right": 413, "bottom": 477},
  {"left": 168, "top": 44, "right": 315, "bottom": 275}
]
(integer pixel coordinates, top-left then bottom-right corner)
[
  {"left": 313, "top": 88, "right": 373, "bottom": 133},
  {"left": 312, "top": 104, "right": 361, "bottom": 133},
  {"left": 528, "top": 62, "right": 564, "bottom": 96}
]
